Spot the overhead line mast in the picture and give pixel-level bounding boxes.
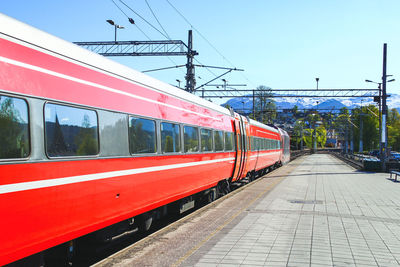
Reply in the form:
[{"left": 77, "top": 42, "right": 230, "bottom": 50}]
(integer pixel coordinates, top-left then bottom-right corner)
[{"left": 74, "top": 30, "right": 198, "bottom": 92}]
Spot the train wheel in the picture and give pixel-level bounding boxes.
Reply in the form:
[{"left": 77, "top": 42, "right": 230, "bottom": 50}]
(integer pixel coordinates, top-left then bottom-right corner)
[
  {"left": 248, "top": 171, "right": 256, "bottom": 182},
  {"left": 207, "top": 187, "right": 217, "bottom": 203},
  {"left": 136, "top": 212, "right": 153, "bottom": 232},
  {"left": 217, "top": 180, "right": 231, "bottom": 197}
]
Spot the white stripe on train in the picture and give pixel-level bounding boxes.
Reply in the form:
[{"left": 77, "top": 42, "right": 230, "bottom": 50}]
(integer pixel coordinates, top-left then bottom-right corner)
[
  {"left": 0, "top": 157, "right": 236, "bottom": 195},
  {"left": 0, "top": 56, "right": 220, "bottom": 121}
]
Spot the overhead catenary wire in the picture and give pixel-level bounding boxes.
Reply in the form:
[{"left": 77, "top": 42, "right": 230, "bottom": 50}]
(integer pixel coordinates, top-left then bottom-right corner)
[
  {"left": 110, "top": 0, "right": 237, "bottom": 96},
  {"left": 144, "top": 0, "right": 171, "bottom": 39},
  {"left": 118, "top": 0, "right": 170, "bottom": 39},
  {"left": 165, "top": 0, "right": 257, "bottom": 92},
  {"left": 165, "top": 0, "right": 236, "bottom": 69},
  {"left": 109, "top": 0, "right": 185, "bottom": 75},
  {"left": 110, "top": 0, "right": 151, "bottom": 39}
]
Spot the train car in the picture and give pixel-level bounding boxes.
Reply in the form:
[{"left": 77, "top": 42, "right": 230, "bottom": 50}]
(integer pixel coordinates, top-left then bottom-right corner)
[
  {"left": 0, "top": 14, "right": 289, "bottom": 266},
  {"left": 247, "top": 119, "right": 282, "bottom": 179},
  {"left": 278, "top": 128, "right": 291, "bottom": 164}
]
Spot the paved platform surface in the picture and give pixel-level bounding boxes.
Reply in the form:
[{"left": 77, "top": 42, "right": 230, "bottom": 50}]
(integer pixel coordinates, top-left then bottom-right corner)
[{"left": 96, "top": 154, "right": 400, "bottom": 267}]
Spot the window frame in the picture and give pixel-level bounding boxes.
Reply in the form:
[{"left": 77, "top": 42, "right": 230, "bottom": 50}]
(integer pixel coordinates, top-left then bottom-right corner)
[
  {"left": 128, "top": 115, "right": 158, "bottom": 155},
  {"left": 160, "top": 121, "right": 182, "bottom": 154},
  {"left": 0, "top": 93, "right": 31, "bottom": 162},
  {"left": 200, "top": 127, "right": 214, "bottom": 152},
  {"left": 183, "top": 124, "right": 200, "bottom": 153},
  {"left": 44, "top": 101, "right": 100, "bottom": 159},
  {"left": 213, "top": 130, "right": 224, "bottom": 152},
  {"left": 224, "top": 131, "right": 235, "bottom": 152}
]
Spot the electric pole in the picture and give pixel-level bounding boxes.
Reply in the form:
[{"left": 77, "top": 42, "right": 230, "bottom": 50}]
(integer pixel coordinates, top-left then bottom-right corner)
[
  {"left": 382, "top": 43, "right": 387, "bottom": 171},
  {"left": 185, "top": 30, "right": 196, "bottom": 92}
]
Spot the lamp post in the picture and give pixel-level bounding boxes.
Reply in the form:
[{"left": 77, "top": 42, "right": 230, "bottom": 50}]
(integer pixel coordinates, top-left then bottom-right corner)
[
  {"left": 359, "top": 99, "right": 364, "bottom": 153},
  {"left": 106, "top": 19, "right": 125, "bottom": 42},
  {"left": 176, "top": 79, "right": 181, "bottom": 88},
  {"left": 222, "top": 79, "right": 227, "bottom": 90},
  {"left": 316, "top": 77, "right": 319, "bottom": 90},
  {"left": 366, "top": 77, "right": 395, "bottom": 169}
]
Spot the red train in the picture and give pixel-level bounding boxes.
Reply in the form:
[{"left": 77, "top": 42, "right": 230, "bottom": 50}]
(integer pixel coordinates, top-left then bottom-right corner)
[{"left": 0, "top": 14, "right": 290, "bottom": 265}]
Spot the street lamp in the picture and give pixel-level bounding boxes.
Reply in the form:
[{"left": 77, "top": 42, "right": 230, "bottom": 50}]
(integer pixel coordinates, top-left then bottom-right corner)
[
  {"left": 315, "top": 78, "right": 319, "bottom": 90},
  {"left": 106, "top": 19, "right": 125, "bottom": 42},
  {"left": 365, "top": 76, "right": 395, "bottom": 168},
  {"left": 222, "top": 79, "right": 227, "bottom": 90}
]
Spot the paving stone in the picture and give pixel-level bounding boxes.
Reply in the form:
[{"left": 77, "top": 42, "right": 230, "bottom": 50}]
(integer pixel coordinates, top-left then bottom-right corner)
[{"left": 113, "top": 154, "right": 400, "bottom": 267}]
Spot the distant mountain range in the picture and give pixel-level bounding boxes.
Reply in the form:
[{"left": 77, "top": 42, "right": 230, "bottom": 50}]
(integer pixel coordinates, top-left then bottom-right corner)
[{"left": 223, "top": 93, "right": 400, "bottom": 113}]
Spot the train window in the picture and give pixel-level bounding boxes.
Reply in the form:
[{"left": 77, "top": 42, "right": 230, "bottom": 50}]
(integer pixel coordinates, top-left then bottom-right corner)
[
  {"left": 161, "top": 122, "right": 181, "bottom": 153},
  {"left": 0, "top": 95, "right": 29, "bottom": 159},
  {"left": 45, "top": 103, "right": 99, "bottom": 157},
  {"left": 224, "top": 132, "right": 234, "bottom": 151},
  {"left": 129, "top": 117, "right": 156, "bottom": 154},
  {"left": 214, "top": 131, "right": 224, "bottom": 151},
  {"left": 184, "top": 125, "right": 199, "bottom": 152},
  {"left": 200, "top": 128, "right": 212, "bottom": 152},
  {"left": 237, "top": 134, "right": 241, "bottom": 150}
]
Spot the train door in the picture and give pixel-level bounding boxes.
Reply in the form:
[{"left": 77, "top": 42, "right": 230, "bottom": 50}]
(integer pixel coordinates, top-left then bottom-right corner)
[
  {"left": 231, "top": 115, "right": 249, "bottom": 182},
  {"left": 231, "top": 116, "right": 243, "bottom": 182},
  {"left": 237, "top": 117, "right": 250, "bottom": 179}
]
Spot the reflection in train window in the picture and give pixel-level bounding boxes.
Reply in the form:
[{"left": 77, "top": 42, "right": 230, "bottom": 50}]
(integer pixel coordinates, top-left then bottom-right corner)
[
  {"left": 45, "top": 103, "right": 99, "bottom": 157},
  {"left": 184, "top": 126, "right": 199, "bottom": 152},
  {"left": 214, "top": 131, "right": 224, "bottom": 151},
  {"left": 161, "top": 122, "right": 181, "bottom": 153},
  {"left": 201, "top": 128, "right": 213, "bottom": 152},
  {"left": 225, "top": 132, "right": 234, "bottom": 151},
  {"left": 129, "top": 117, "right": 156, "bottom": 154},
  {"left": 0, "top": 95, "right": 29, "bottom": 159}
]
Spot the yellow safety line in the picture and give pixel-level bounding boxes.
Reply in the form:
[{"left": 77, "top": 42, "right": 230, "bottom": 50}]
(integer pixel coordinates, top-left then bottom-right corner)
[{"left": 172, "top": 176, "right": 284, "bottom": 267}]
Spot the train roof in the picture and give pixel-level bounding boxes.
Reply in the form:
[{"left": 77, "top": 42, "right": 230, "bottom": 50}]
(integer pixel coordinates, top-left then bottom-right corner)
[
  {"left": 248, "top": 118, "right": 279, "bottom": 133},
  {"left": 0, "top": 13, "right": 231, "bottom": 116}
]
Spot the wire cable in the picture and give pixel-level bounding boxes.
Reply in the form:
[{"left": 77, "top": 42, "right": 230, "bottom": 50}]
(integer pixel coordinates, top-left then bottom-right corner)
[
  {"left": 110, "top": 0, "right": 152, "bottom": 40},
  {"left": 165, "top": 0, "right": 257, "bottom": 88},
  {"left": 144, "top": 0, "right": 171, "bottom": 39},
  {"left": 109, "top": 0, "right": 185, "bottom": 75},
  {"left": 118, "top": 0, "right": 170, "bottom": 39}
]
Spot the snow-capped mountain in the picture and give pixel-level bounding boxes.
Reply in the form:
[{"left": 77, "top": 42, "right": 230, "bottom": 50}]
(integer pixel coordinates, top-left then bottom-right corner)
[{"left": 223, "top": 93, "right": 400, "bottom": 113}]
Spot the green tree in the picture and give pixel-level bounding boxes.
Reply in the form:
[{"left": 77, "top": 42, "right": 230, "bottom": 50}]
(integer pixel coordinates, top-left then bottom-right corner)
[
  {"left": 254, "top": 85, "right": 276, "bottom": 124},
  {"left": 164, "top": 135, "right": 174, "bottom": 152},
  {"left": 351, "top": 105, "right": 379, "bottom": 152},
  {"left": 333, "top": 107, "right": 351, "bottom": 148},
  {"left": 292, "top": 119, "right": 305, "bottom": 149},
  {"left": 0, "top": 97, "right": 29, "bottom": 158},
  {"left": 388, "top": 108, "right": 400, "bottom": 151},
  {"left": 75, "top": 114, "right": 98, "bottom": 155}
]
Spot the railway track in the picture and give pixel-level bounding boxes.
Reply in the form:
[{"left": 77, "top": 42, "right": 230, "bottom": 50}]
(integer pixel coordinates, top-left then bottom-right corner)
[
  {"left": 71, "top": 173, "right": 267, "bottom": 266},
  {"left": 330, "top": 152, "right": 364, "bottom": 170}
]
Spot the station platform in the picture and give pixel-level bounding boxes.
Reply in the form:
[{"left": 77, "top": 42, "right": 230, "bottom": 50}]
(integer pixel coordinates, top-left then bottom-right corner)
[{"left": 95, "top": 154, "right": 400, "bottom": 267}]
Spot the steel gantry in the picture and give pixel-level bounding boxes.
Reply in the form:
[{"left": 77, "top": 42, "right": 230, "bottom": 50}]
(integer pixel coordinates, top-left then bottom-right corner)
[
  {"left": 73, "top": 40, "right": 189, "bottom": 56},
  {"left": 74, "top": 30, "right": 199, "bottom": 92},
  {"left": 194, "top": 88, "right": 379, "bottom": 99}
]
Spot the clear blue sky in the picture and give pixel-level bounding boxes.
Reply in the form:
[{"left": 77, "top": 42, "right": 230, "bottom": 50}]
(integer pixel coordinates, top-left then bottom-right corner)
[{"left": 1, "top": 0, "right": 399, "bottom": 101}]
